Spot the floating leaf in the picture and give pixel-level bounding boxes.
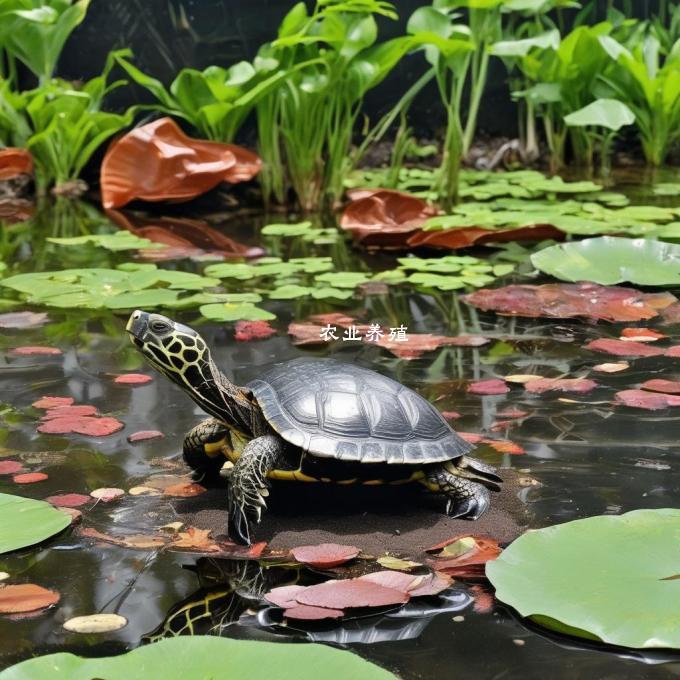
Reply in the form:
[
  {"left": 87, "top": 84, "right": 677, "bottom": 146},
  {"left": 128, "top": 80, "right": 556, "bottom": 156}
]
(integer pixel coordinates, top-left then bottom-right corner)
[
  {"left": 63, "top": 613, "right": 128, "bottom": 633},
  {"left": 79, "top": 527, "right": 168, "bottom": 550},
  {"left": 291, "top": 544, "right": 360, "bottom": 569},
  {"left": 163, "top": 482, "right": 206, "bottom": 497},
  {"left": 0, "top": 584, "right": 59, "bottom": 614},
  {"left": 486, "top": 509, "right": 680, "bottom": 649},
  {"left": 614, "top": 390, "right": 680, "bottom": 410},
  {"left": 283, "top": 604, "right": 345, "bottom": 620},
  {"left": 13, "top": 473, "right": 48, "bottom": 484},
  {"left": 295, "top": 579, "right": 409, "bottom": 609},
  {"left": 468, "top": 379, "right": 510, "bottom": 395},
  {"left": 200, "top": 302, "right": 275, "bottom": 322},
  {"left": 0, "top": 638, "right": 396, "bottom": 679},
  {"left": 90, "top": 488, "right": 125, "bottom": 502},
  {"left": 0, "top": 462, "right": 24, "bottom": 475},
  {"left": 114, "top": 373, "right": 153, "bottom": 385},
  {"left": 127, "top": 430, "right": 164, "bottom": 443},
  {"left": 376, "top": 556, "right": 422, "bottom": 571},
  {"left": 234, "top": 320, "right": 276, "bottom": 342},
  {"left": 524, "top": 378, "right": 598, "bottom": 394},
  {"left": 38, "top": 416, "right": 124, "bottom": 436},
  {"left": 427, "top": 535, "right": 502, "bottom": 577},
  {"left": 464, "top": 283, "right": 676, "bottom": 323},
  {"left": 172, "top": 527, "right": 219, "bottom": 552},
  {"left": 531, "top": 238, "right": 680, "bottom": 287},
  {"left": 592, "top": 362, "right": 629, "bottom": 373},
  {"left": 0, "top": 493, "right": 70, "bottom": 554},
  {"left": 48, "top": 232, "right": 164, "bottom": 252},
  {"left": 620, "top": 328, "right": 666, "bottom": 342},
  {"left": 0, "top": 312, "right": 48, "bottom": 329},
  {"left": 10, "top": 346, "right": 62, "bottom": 356},
  {"left": 639, "top": 379, "right": 680, "bottom": 394},
  {"left": 585, "top": 339, "right": 665, "bottom": 357},
  {"left": 46, "top": 494, "right": 90, "bottom": 508},
  {"left": 31, "top": 397, "right": 73, "bottom": 409}
]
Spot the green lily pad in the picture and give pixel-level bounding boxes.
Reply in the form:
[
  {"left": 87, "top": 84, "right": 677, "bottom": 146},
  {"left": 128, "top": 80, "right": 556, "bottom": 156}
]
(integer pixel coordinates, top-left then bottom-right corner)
[
  {"left": 486, "top": 509, "right": 680, "bottom": 649},
  {"left": 315, "top": 272, "right": 371, "bottom": 288},
  {"left": 0, "top": 637, "right": 396, "bottom": 679},
  {"left": 261, "top": 221, "right": 313, "bottom": 237},
  {"left": 531, "top": 237, "right": 680, "bottom": 286},
  {"left": 200, "top": 302, "right": 276, "bottom": 322},
  {"left": 47, "top": 232, "right": 166, "bottom": 251},
  {"left": 0, "top": 493, "right": 70, "bottom": 554},
  {"left": 653, "top": 183, "right": 680, "bottom": 197}
]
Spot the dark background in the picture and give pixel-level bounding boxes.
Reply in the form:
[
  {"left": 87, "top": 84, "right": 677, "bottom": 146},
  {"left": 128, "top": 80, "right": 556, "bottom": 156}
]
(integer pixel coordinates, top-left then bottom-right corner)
[{"left": 55, "top": 0, "right": 663, "bottom": 141}]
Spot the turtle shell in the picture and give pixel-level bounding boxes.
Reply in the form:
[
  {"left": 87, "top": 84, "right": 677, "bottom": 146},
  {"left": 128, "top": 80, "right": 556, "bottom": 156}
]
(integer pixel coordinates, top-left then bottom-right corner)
[{"left": 247, "top": 358, "right": 473, "bottom": 465}]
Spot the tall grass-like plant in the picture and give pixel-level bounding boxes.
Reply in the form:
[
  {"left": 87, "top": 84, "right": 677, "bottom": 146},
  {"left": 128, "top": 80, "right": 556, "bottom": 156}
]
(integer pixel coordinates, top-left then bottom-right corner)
[
  {"left": 597, "top": 33, "right": 680, "bottom": 165},
  {"left": 407, "top": 5, "right": 474, "bottom": 209},
  {"left": 0, "top": 0, "right": 90, "bottom": 83},
  {"left": 256, "top": 0, "right": 414, "bottom": 211}
]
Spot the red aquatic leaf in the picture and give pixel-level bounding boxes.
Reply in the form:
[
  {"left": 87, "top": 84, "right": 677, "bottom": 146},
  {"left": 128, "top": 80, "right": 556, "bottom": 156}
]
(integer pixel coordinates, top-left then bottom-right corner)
[
  {"left": 470, "top": 584, "right": 495, "bottom": 613},
  {"left": 283, "top": 604, "right": 345, "bottom": 620},
  {"left": 592, "top": 362, "right": 630, "bottom": 373},
  {"left": 585, "top": 339, "right": 665, "bottom": 357},
  {"left": 59, "top": 507, "right": 82, "bottom": 525},
  {"left": 0, "top": 312, "right": 47, "bottom": 329},
  {"left": 459, "top": 432, "right": 484, "bottom": 445},
  {"left": 665, "top": 346, "right": 680, "bottom": 357},
  {"left": 441, "top": 411, "right": 461, "bottom": 420},
  {"left": 340, "top": 189, "right": 437, "bottom": 248},
  {"left": 0, "top": 584, "right": 59, "bottom": 614},
  {"left": 234, "top": 320, "right": 277, "bottom": 342},
  {"left": 407, "top": 224, "right": 562, "bottom": 251},
  {"left": 463, "top": 283, "right": 677, "bottom": 323},
  {"left": 357, "top": 571, "right": 421, "bottom": 593},
  {"left": 172, "top": 527, "right": 220, "bottom": 552},
  {"left": 524, "top": 378, "right": 598, "bottom": 394},
  {"left": 163, "top": 482, "right": 206, "bottom": 497},
  {"left": 215, "top": 541, "right": 267, "bottom": 559},
  {"left": 295, "top": 579, "right": 409, "bottom": 609},
  {"left": 127, "top": 430, "right": 165, "bottom": 443},
  {"left": 0, "top": 461, "right": 24, "bottom": 475},
  {"left": 46, "top": 493, "right": 90, "bottom": 508},
  {"left": 408, "top": 572, "right": 453, "bottom": 596},
  {"left": 640, "top": 379, "right": 680, "bottom": 394},
  {"left": 101, "top": 118, "right": 261, "bottom": 209},
  {"left": 486, "top": 439, "right": 525, "bottom": 455},
  {"left": 495, "top": 408, "right": 528, "bottom": 419},
  {"left": 266, "top": 585, "right": 308, "bottom": 609},
  {"left": 427, "top": 535, "right": 502, "bottom": 578},
  {"left": 38, "top": 416, "right": 124, "bottom": 436},
  {"left": 31, "top": 396, "right": 74, "bottom": 409},
  {"left": 620, "top": 327, "right": 666, "bottom": 342},
  {"left": 114, "top": 373, "right": 153, "bottom": 385},
  {"left": 42, "top": 405, "right": 98, "bottom": 419},
  {"left": 467, "top": 379, "right": 510, "bottom": 395},
  {"left": 12, "top": 473, "right": 48, "bottom": 484},
  {"left": 291, "top": 544, "right": 361, "bottom": 569},
  {"left": 0, "top": 148, "right": 33, "bottom": 180},
  {"left": 615, "top": 389, "right": 680, "bottom": 410},
  {"left": 10, "top": 346, "right": 62, "bottom": 356}
]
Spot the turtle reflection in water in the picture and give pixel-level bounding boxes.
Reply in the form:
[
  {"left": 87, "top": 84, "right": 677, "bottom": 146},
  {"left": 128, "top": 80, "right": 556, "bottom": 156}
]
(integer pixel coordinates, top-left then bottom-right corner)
[
  {"left": 127, "top": 311, "right": 502, "bottom": 544},
  {"left": 144, "top": 558, "right": 473, "bottom": 645}
]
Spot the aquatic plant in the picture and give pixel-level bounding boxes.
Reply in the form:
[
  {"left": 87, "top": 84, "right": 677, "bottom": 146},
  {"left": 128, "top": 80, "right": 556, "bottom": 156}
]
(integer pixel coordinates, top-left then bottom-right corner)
[{"left": 256, "top": 0, "right": 413, "bottom": 210}]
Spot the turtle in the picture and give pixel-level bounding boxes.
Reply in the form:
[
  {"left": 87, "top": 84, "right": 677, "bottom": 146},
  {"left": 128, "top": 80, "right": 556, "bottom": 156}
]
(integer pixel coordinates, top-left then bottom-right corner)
[{"left": 126, "top": 310, "right": 502, "bottom": 544}]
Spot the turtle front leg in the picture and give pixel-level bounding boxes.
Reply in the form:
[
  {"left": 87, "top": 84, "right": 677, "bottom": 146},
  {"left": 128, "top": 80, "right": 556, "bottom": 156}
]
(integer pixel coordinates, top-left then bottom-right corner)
[
  {"left": 228, "top": 435, "right": 287, "bottom": 545},
  {"left": 423, "top": 464, "right": 493, "bottom": 520},
  {"left": 183, "top": 418, "right": 231, "bottom": 486}
]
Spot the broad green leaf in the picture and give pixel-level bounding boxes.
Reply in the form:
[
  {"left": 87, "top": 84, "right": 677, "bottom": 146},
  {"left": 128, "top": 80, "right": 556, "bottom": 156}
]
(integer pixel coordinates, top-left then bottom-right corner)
[
  {"left": 0, "top": 637, "right": 396, "bottom": 680},
  {"left": 315, "top": 271, "right": 371, "bottom": 288},
  {"left": 0, "top": 493, "right": 70, "bottom": 554},
  {"left": 268, "top": 284, "right": 313, "bottom": 299},
  {"left": 47, "top": 232, "right": 165, "bottom": 251},
  {"left": 487, "top": 509, "right": 680, "bottom": 649},
  {"left": 531, "top": 237, "right": 680, "bottom": 286},
  {"left": 491, "top": 30, "right": 560, "bottom": 57},
  {"left": 200, "top": 302, "right": 276, "bottom": 322},
  {"left": 564, "top": 98, "right": 635, "bottom": 131}
]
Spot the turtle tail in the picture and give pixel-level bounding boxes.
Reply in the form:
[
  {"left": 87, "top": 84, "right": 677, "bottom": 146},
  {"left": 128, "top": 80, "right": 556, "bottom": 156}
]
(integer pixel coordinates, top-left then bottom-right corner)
[{"left": 446, "top": 456, "right": 502, "bottom": 492}]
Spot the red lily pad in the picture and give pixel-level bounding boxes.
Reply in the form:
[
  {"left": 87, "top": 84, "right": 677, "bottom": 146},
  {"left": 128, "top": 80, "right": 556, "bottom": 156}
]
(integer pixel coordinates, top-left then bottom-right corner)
[
  {"left": 295, "top": 579, "right": 409, "bottom": 609},
  {"left": 357, "top": 571, "right": 421, "bottom": 593},
  {"left": 41, "top": 405, "right": 98, "bottom": 419},
  {"left": 13, "top": 473, "right": 48, "bottom": 484},
  {"left": 441, "top": 411, "right": 461, "bottom": 420},
  {"left": 0, "top": 311, "right": 47, "bottom": 329},
  {"left": 291, "top": 543, "right": 360, "bottom": 569},
  {"left": 585, "top": 339, "right": 665, "bottom": 357},
  {"left": 90, "top": 487, "right": 125, "bottom": 502},
  {"left": 486, "top": 439, "right": 525, "bottom": 455},
  {"left": 620, "top": 327, "right": 666, "bottom": 342},
  {"left": 234, "top": 320, "right": 277, "bottom": 342},
  {"left": 10, "top": 346, "right": 62, "bottom": 356},
  {"left": 127, "top": 430, "right": 165, "bottom": 443},
  {"left": 283, "top": 604, "right": 345, "bottom": 620},
  {"left": 32, "top": 396, "right": 74, "bottom": 409},
  {"left": 0, "top": 461, "right": 24, "bottom": 475},
  {"left": 524, "top": 378, "right": 597, "bottom": 394},
  {"left": 495, "top": 408, "right": 528, "bottom": 419},
  {"left": 46, "top": 493, "right": 91, "bottom": 508},
  {"left": 38, "top": 416, "right": 124, "bottom": 436},
  {"left": 265, "top": 585, "right": 309, "bottom": 609},
  {"left": 640, "top": 379, "right": 680, "bottom": 394},
  {"left": 0, "top": 584, "right": 59, "bottom": 614},
  {"left": 468, "top": 379, "right": 510, "bottom": 395},
  {"left": 427, "top": 535, "right": 502, "bottom": 578},
  {"left": 114, "top": 374, "right": 153, "bottom": 385},
  {"left": 665, "top": 346, "right": 680, "bottom": 357},
  {"left": 459, "top": 432, "right": 484, "bottom": 445},
  {"left": 615, "top": 389, "right": 680, "bottom": 410},
  {"left": 408, "top": 572, "right": 454, "bottom": 596},
  {"left": 463, "top": 283, "right": 676, "bottom": 323},
  {"left": 163, "top": 482, "right": 207, "bottom": 497}
]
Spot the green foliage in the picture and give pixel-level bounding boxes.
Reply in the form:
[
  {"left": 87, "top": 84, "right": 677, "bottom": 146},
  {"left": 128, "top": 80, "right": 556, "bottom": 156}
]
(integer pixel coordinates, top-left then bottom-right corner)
[
  {"left": 597, "top": 33, "right": 680, "bottom": 165},
  {"left": 47, "top": 231, "right": 166, "bottom": 251},
  {"left": 115, "top": 53, "right": 288, "bottom": 143},
  {"left": 394, "top": 255, "right": 515, "bottom": 290},
  {"left": 0, "top": 637, "right": 397, "bottom": 680},
  {"left": 487, "top": 509, "right": 680, "bottom": 649},
  {"left": 0, "top": 0, "right": 89, "bottom": 83},
  {"left": 0, "top": 493, "right": 70, "bottom": 554},
  {"left": 257, "top": 0, "right": 413, "bottom": 210},
  {"left": 531, "top": 236, "right": 680, "bottom": 286}
]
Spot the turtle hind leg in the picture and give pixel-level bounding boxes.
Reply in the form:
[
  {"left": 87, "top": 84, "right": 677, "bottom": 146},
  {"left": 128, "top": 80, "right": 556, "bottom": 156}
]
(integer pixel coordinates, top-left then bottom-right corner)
[
  {"left": 228, "top": 435, "right": 288, "bottom": 546},
  {"left": 423, "top": 464, "right": 492, "bottom": 520},
  {"left": 183, "top": 418, "right": 231, "bottom": 486}
]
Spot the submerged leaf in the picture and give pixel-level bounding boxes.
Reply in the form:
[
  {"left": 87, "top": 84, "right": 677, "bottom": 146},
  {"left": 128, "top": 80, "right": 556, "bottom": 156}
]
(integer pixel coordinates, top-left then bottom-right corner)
[{"left": 0, "top": 584, "right": 59, "bottom": 614}]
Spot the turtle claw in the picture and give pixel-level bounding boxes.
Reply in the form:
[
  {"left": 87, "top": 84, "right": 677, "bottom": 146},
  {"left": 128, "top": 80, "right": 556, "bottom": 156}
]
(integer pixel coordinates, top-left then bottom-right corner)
[
  {"left": 446, "top": 486, "right": 490, "bottom": 520},
  {"left": 228, "top": 503, "right": 252, "bottom": 545}
]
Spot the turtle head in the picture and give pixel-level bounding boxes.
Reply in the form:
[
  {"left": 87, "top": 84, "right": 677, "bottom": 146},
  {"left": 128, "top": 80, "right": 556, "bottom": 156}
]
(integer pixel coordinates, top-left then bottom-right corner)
[{"left": 126, "top": 311, "right": 238, "bottom": 421}]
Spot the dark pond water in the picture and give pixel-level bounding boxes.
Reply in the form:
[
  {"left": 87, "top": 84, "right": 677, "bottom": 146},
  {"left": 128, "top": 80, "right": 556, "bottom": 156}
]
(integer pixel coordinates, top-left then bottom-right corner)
[{"left": 1, "top": 170, "right": 680, "bottom": 678}]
